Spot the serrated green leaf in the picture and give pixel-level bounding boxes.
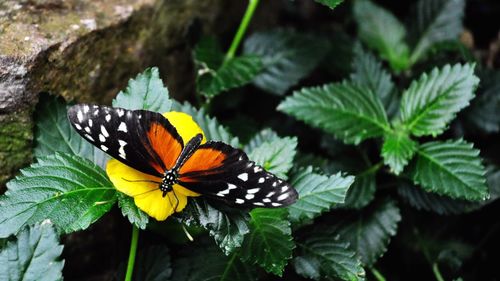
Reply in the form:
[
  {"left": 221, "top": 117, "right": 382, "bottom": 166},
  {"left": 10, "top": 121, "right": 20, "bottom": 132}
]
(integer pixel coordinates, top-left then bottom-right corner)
[
  {"left": 244, "top": 29, "right": 330, "bottom": 95},
  {"left": 172, "top": 101, "right": 239, "bottom": 147},
  {"left": 243, "top": 129, "right": 279, "bottom": 153},
  {"left": 34, "top": 95, "right": 108, "bottom": 169},
  {"left": 117, "top": 193, "right": 148, "bottom": 229},
  {"left": 381, "top": 132, "right": 417, "bottom": 175},
  {"left": 466, "top": 78, "right": 500, "bottom": 133},
  {"left": 0, "top": 153, "right": 116, "bottom": 238},
  {"left": 287, "top": 167, "right": 354, "bottom": 226},
  {"left": 410, "top": 139, "right": 488, "bottom": 201},
  {"left": 400, "top": 63, "right": 479, "bottom": 137},
  {"left": 172, "top": 240, "right": 256, "bottom": 281},
  {"left": 335, "top": 199, "right": 401, "bottom": 266},
  {"left": 180, "top": 199, "right": 249, "bottom": 255},
  {"left": 278, "top": 82, "right": 390, "bottom": 144},
  {"left": 350, "top": 44, "right": 398, "bottom": 116},
  {"left": 340, "top": 172, "right": 376, "bottom": 209},
  {"left": 240, "top": 208, "right": 294, "bottom": 276},
  {"left": 112, "top": 67, "right": 172, "bottom": 112},
  {"left": 353, "top": 0, "right": 410, "bottom": 71},
  {"left": 0, "top": 223, "right": 64, "bottom": 281},
  {"left": 197, "top": 56, "right": 263, "bottom": 98},
  {"left": 409, "top": 0, "right": 465, "bottom": 63},
  {"left": 134, "top": 245, "right": 172, "bottom": 281},
  {"left": 194, "top": 37, "right": 224, "bottom": 70},
  {"left": 248, "top": 136, "right": 297, "bottom": 179},
  {"left": 295, "top": 233, "right": 365, "bottom": 281},
  {"left": 314, "top": 0, "right": 343, "bottom": 9}
]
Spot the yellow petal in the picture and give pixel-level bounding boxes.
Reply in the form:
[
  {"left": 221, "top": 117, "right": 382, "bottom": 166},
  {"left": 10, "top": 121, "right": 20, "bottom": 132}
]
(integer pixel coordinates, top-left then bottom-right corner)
[
  {"left": 134, "top": 188, "right": 189, "bottom": 221},
  {"left": 106, "top": 159, "right": 160, "bottom": 197},
  {"left": 163, "top": 111, "right": 206, "bottom": 144}
]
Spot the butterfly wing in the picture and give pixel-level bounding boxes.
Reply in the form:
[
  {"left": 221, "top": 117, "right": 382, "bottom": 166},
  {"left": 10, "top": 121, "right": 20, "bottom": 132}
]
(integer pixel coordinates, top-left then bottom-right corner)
[
  {"left": 67, "top": 104, "right": 183, "bottom": 177},
  {"left": 178, "top": 141, "right": 298, "bottom": 208}
]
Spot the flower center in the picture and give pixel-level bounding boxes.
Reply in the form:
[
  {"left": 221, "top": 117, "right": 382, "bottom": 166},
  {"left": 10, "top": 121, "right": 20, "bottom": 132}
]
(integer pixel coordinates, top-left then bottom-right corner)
[{"left": 160, "top": 170, "right": 178, "bottom": 197}]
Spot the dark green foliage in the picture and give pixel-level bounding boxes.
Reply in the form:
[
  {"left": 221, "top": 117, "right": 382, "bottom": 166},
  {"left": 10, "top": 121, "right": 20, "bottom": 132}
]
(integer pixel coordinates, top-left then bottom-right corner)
[
  {"left": 314, "top": 0, "right": 344, "bottom": 9},
  {"left": 117, "top": 193, "right": 149, "bottom": 229}
]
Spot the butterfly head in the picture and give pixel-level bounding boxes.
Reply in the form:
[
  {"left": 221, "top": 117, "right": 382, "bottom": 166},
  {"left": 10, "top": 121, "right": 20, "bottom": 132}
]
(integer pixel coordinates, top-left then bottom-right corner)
[{"left": 160, "top": 170, "right": 179, "bottom": 197}]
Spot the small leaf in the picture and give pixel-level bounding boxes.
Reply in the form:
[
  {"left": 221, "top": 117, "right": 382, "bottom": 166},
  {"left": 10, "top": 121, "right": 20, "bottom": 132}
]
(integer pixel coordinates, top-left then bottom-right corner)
[
  {"left": 353, "top": 0, "right": 410, "bottom": 71},
  {"left": 335, "top": 199, "right": 401, "bottom": 266},
  {"left": 117, "top": 193, "right": 149, "bottom": 230},
  {"left": 381, "top": 132, "right": 417, "bottom": 175},
  {"left": 409, "top": 139, "right": 488, "bottom": 201},
  {"left": 0, "top": 223, "right": 64, "bottom": 281},
  {"left": 34, "top": 95, "right": 108, "bottom": 168},
  {"left": 113, "top": 67, "right": 172, "bottom": 112},
  {"left": 400, "top": 63, "right": 479, "bottom": 137},
  {"left": 240, "top": 208, "right": 294, "bottom": 276},
  {"left": 248, "top": 135, "right": 297, "bottom": 179},
  {"left": 314, "top": 0, "right": 343, "bottom": 9},
  {"left": 295, "top": 233, "right": 365, "bottom": 281},
  {"left": 180, "top": 199, "right": 250, "bottom": 255},
  {"left": 409, "top": 0, "right": 465, "bottom": 63},
  {"left": 340, "top": 173, "right": 376, "bottom": 209},
  {"left": 0, "top": 153, "right": 116, "bottom": 238},
  {"left": 194, "top": 37, "right": 224, "bottom": 70},
  {"left": 172, "top": 101, "right": 239, "bottom": 147},
  {"left": 244, "top": 29, "right": 330, "bottom": 95},
  {"left": 278, "top": 81, "right": 390, "bottom": 144},
  {"left": 466, "top": 77, "right": 500, "bottom": 133},
  {"left": 244, "top": 129, "right": 279, "bottom": 153},
  {"left": 287, "top": 167, "right": 354, "bottom": 226}
]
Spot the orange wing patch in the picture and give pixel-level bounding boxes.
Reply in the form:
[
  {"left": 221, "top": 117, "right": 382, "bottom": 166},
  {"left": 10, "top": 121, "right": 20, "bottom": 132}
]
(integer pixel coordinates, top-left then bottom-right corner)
[
  {"left": 179, "top": 147, "right": 226, "bottom": 178},
  {"left": 148, "top": 122, "right": 183, "bottom": 171}
]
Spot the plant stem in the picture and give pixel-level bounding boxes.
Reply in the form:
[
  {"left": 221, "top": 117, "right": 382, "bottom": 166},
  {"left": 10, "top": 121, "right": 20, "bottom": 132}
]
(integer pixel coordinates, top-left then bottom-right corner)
[
  {"left": 432, "top": 263, "right": 445, "bottom": 281},
  {"left": 224, "top": 0, "right": 260, "bottom": 61},
  {"left": 371, "top": 267, "right": 387, "bottom": 281},
  {"left": 125, "top": 225, "right": 140, "bottom": 281},
  {"left": 358, "top": 161, "right": 384, "bottom": 177}
]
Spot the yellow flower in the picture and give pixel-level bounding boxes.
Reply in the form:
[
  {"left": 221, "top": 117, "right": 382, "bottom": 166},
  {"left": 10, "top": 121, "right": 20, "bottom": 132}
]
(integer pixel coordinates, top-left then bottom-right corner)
[{"left": 106, "top": 111, "right": 206, "bottom": 221}]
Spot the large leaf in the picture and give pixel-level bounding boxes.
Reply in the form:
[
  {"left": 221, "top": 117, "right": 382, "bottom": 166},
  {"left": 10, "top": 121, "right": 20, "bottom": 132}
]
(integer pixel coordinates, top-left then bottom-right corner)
[
  {"left": 240, "top": 208, "right": 294, "bottom": 276},
  {"left": 353, "top": 0, "right": 410, "bottom": 71},
  {"left": 287, "top": 167, "right": 354, "bottom": 226},
  {"left": 133, "top": 245, "right": 172, "bottom": 281},
  {"left": 117, "top": 193, "right": 149, "bottom": 230},
  {"left": 171, "top": 240, "right": 256, "bottom": 281},
  {"left": 400, "top": 63, "right": 479, "bottom": 137},
  {"left": 340, "top": 172, "right": 376, "bottom": 209},
  {"left": 278, "top": 81, "right": 390, "bottom": 144},
  {"left": 0, "top": 153, "right": 116, "bottom": 238},
  {"left": 34, "top": 95, "right": 108, "bottom": 169},
  {"left": 0, "top": 223, "right": 64, "bottom": 281},
  {"left": 314, "top": 0, "right": 343, "bottom": 9},
  {"left": 294, "top": 233, "right": 365, "bottom": 281},
  {"left": 244, "top": 129, "right": 279, "bottom": 153},
  {"left": 334, "top": 199, "right": 401, "bottom": 266},
  {"left": 381, "top": 132, "right": 417, "bottom": 175},
  {"left": 243, "top": 29, "right": 330, "bottom": 95},
  {"left": 466, "top": 77, "right": 500, "bottom": 133},
  {"left": 180, "top": 199, "right": 249, "bottom": 255},
  {"left": 409, "top": 139, "right": 488, "bottom": 201},
  {"left": 172, "top": 101, "right": 239, "bottom": 147},
  {"left": 248, "top": 135, "right": 297, "bottom": 179},
  {"left": 409, "top": 0, "right": 465, "bottom": 63},
  {"left": 112, "top": 67, "right": 172, "bottom": 113}
]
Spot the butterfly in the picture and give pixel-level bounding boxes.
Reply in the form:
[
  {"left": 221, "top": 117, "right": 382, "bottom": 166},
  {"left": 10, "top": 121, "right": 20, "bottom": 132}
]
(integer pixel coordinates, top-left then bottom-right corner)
[{"left": 67, "top": 104, "right": 298, "bottom": 209}]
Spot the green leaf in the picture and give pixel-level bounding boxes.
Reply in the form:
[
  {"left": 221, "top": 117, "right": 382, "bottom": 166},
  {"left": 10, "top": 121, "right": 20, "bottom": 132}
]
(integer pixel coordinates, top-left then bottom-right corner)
[
  {"left": 335, "top": 199, "right": 401, "bottom": 266},
  {"left": 409, "top": 139, "right": 488, "bottom": 201},
  {"left": 240, "top": 208, "right": 294, "bottom": 276},
  {"left": 295, "top": 233, "right": 365, "bottom": 281},
  {"left": 194, "top": 37, "right": 224, "bottom": 70},
  {"left": 0, "top": 223, "right": 64, "bottom": 281},
  {"left": 350, "top": 44, "right": 398, "bottom": 116},
  {"left": 466, "top": 78, "right": 500, "bottom": 133},
  {"left": 243, "top": 129, "right": 279, "bottom": 153},
  {"left": 0, "top": 153, "right": 116, "bottom": 238},
  {"left": 340, "top": 172, "right": 376, "bottom": 209},
  {"left": 400, "top": 63, "right": 479, "bottom": 137},
  {"left": 112, "top": 67, "right": 172, "bottom": 112},
  {"left": 248, "top": 135, "right": 297, "bottom": 179},
  {"left": 34, "top": 95, "right": 108, "bottom": 169},
  {"left": 278, "top": 82, "right": 390, "bottom": 144},
  {"left": 381, "top": 132, "right": 417, "bottom": 175},
  {"left": 243, "top": 29, "right": 330, "bottom": 95},
  {"left": 180, "top": 199, "right": 250, "bottom": 255},
  {"left": 197, "top": 56, "right": 263, "bottom": 98},
  {"left": 172, "top": 240, "right": 256, "bottom": 281},
  {"left": 172, "top": 101, "right": 239, "bottom": 147},
  {"left": 409, "top": 0, "right": 465, "bottom": 63},
  {"left": 287, "top": 167, "right": 354, "bottom": 226},
  {"left": 353, "top": 0, "right": 410, "bottom": 71},
  {"left": 314, "top": 0, "right": 343, "bottom": 9},
  {"left": 117, "top": 193, "right": 148, "bottom": 230},
  {"left": 134, "top": 245, "right": 172, "bottom": 281}
]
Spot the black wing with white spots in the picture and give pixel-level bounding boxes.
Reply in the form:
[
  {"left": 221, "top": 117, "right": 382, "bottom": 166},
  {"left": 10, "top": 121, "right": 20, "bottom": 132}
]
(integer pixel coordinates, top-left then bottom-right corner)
[{"left": 178, "top": 141, "right": 298, "bottom": 208}]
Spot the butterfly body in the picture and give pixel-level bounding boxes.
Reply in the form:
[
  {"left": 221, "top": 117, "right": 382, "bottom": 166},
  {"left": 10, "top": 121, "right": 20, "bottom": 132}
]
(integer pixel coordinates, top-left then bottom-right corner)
[{"left": 67, "top": 104, "right": 298, "bottom": 212}]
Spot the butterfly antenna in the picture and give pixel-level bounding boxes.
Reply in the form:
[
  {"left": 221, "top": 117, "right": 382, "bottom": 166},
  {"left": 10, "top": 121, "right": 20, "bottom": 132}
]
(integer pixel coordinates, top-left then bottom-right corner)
[
  {"left": 122, "top": 178, "right": 161, "bottom": 184},
  {"left": 172, "top": 189, "right": 180, "bottom": 212},
  {"left": 181, "top": 223, "right": 194, "bottom": 242},
  {"left": 129, "top": 188, "right": 160, "bottom": 197}
]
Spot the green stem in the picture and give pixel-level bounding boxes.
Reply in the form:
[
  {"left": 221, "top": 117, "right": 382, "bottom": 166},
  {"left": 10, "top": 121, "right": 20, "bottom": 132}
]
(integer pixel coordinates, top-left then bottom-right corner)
[
  {"left": 432, "top": 263, "right": 445, "bottom": 281},
  {"left": 357, "top": 161, "right": 384, "bottom": 177},
  {"left": 371, "top": 267, "right": 387, "bottom": 281},
  {"left": 125, "top": 225, "right": 140, "bottom": 281},
  {"left": 224, "top": 0, "right": 260, "bottom": 61}
]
